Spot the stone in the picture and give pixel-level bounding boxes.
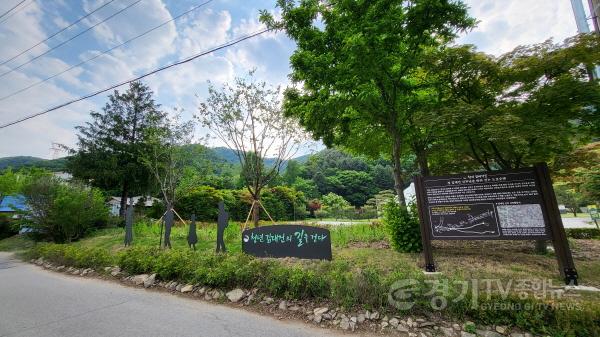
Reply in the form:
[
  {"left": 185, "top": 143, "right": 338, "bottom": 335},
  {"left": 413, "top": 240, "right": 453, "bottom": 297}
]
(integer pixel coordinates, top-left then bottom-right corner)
[
  {"left": 314, "top": 307, "right": 329, "bottom": 316},
  {"left": 288, "top": 305, "right": 300, "bottom": 311},
  {"left": 104, "top": 267, "right": 112, "bottom": 272},
  {"left": 181, "top": 284, "right": 194, "bottom": 293},
  {"left": 397, "top": 325, "right": 410, "bottom": 333},
  {"left": 350, "top": 316, "right": 357, "bottom": 323},
  {"left": 509, "top": 334, "right": 524, "bottom": 337},
  {"left": 365, "top": 310, "right": 371, "bottom": 320},
  {"left": 314, "top": 315, "right": 322, "bottom": 323},
  {"left": 263, "top": 297, "right": 274, "bottom": 304},
  {"left": 420, "top": 322, "right": 436, "bottom": 328},
  {"left": 176, "top": 284, "right": 183, "bottom": 292},
  {"left": 144, "top": 274, "right": 156, "bottom": 288},
  {"left": 477, "top": 330, "right": 503, "bottom": 337},
  {"left": 370, "top": 311, "right": 379, "bottom": 320},
  {"left": 71, "top": 269, "right": 80, "bottom": 275},
  {"left": 381, "top": 322, "right": 389, "bottom": 329},
  {"left": 453, "top": 324, "right": 461, "bottom": 331},
  {"left": 383, "top": 315, "right": 389, "bottom": 322},
  {"left": 226, "top": 288, "right": 245, "bottom": 302},
  {"left": 196, "top": 287, "right": 206, "bottom": 296},
  {"left": 278, "top": 300, "right": 288, "bottom": 311},
  {"left": 407, "top": 317, "right": 415, "bottom": 327},
  {"left": 390, "top": 318, "right": 400, "bottom": 327},
  {"left": 349, "top": 321, "right": 356, "bottom": 331},
  {"left": 441, "top": 327, "right": 455, "bottom": 337},
  {"left": 210, "top": 290, "right": 223, "bottom": 299},
  {"left": 132, "top": 274, "right": 149, "bottom": 286},
  {"left": 340, "top": 318, "right": 350, "bottom": 330},
  {"left": 357, "top": 313, "right": 365, "bottom": 323},
  {"left": 461, "top": 332, "right": 476, "bottom": 337},
  {"left": 245, "top": 294, "right": 255, "bottom": 305},
  {"left": 57, "top": 265, "right": 65, "bottom": 271},
  {"left": 110, "top": 270, "right": 121, "bottom": 277},
  {"left": 322, "top": 313, "right": 331, "bottom": 320},
  {"left": 496, "top": 326, "right": 508, "bottom": 334}
]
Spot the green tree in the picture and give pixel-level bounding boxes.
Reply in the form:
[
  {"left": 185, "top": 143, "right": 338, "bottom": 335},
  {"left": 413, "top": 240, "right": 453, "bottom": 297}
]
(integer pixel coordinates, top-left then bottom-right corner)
[
  {"left": 430, "top": 35, "right": 600, "bottom": 171},
  {"left": 282, "top": 160, "right": 303, "bottom": 185},
  {"left": 261, "top": 0, "right": 474, "bottom": 204},
  {"left": 69, "top": 81, "right": 165, "bottom": 217},
  {"left": 196, "top": 74, "right": 307, "bottom": 227},
  {"left": 321, "top": 192, "right": 351, "bottom": 220},
  {"left": 21, "top": 177, "right": 108, "bottom": 243}
]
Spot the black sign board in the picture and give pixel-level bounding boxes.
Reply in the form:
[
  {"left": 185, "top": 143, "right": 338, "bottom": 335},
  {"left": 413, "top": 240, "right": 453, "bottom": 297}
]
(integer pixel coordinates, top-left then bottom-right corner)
[
  {"left": 414, "top": 163, "right": 578, "bottom": 285},
  {"left": 423, "top": 169, "right": 549, "bottom": 240},
  {"left": 242, "top": 225, "right": 332, "bottom": 260}
]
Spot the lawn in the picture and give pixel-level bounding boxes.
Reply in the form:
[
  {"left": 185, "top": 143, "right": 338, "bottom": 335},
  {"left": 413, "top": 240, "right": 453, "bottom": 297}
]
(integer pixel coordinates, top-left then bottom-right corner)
[
  {"left": 3, "top": 220, "right": 600, "bottom": 336},
  {"left": 4, "top": 219, "right": 599, "bottom": 288}
]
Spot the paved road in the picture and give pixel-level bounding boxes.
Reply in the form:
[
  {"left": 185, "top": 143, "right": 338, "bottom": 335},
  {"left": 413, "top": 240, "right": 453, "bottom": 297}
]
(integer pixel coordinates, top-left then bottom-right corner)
[
  {"left": 0, "top": 253, "right": 347, "bottom": 337},
  {"left": 561, "top": 217, "right": 597, "bottom": 229}
]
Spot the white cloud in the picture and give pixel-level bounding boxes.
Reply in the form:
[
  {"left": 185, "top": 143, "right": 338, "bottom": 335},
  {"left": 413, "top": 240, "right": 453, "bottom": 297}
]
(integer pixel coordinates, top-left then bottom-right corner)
[{"left": 458, "top": 0, "right": 578, "bottom": 55}]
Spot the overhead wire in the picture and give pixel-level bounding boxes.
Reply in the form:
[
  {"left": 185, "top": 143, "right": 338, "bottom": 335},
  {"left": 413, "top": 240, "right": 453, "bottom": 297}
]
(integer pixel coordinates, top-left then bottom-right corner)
[
  {"left": 0, "top": 0, "right": 26, "bottom": 21},
  {"left": 0, "top": 28, "right": 272, "bottom": 129},
  {"left": 0, "top": 0, "right": 33, "bottom": 25},
  {"left": 0, "top": 0, "right": 117, "bottom": 67},
  {"left": 0, "top": 0, "right": 142, "bottom": 79},
  {"left": 0, "top": 0, "right": 214, "bottom": 102}
]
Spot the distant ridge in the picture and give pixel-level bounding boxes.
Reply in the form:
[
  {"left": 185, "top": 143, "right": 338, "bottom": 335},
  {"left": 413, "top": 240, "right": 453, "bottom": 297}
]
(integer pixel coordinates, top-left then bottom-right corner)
[{"left": 0, "top": 146, "right": 313, "bottom": 171}]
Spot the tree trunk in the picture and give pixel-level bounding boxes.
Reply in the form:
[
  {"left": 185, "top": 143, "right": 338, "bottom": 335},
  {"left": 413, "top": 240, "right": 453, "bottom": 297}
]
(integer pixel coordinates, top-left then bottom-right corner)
[
  {"left": 391, "top": 134, "right": 407, "bottom": 206},
  {"left": 416, "top": 147, "right": 430, "bottom": 177},
  {"left": 119, "top": 180, "right": 129, "bottom": 218},
  {"left": 535, "top": 240, "right": 547, "bottom": 254},
  {"left": 252, "top": 198, "right": 260, "bottom": 227}
]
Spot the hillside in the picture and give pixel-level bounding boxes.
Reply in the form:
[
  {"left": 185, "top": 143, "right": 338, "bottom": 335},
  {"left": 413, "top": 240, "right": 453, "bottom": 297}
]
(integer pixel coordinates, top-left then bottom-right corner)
[
  {"left": 0, "top": 156, "right": 67, "bottom": 171},
  {"left": 0, "top": 147, "right": 313, "bottom": 172}
]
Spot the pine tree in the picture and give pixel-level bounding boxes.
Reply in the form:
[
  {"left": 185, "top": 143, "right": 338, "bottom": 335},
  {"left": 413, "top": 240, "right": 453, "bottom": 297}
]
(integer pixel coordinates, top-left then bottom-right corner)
[{"left": 69, "top": 81, "right": 166, "bottom": 217}]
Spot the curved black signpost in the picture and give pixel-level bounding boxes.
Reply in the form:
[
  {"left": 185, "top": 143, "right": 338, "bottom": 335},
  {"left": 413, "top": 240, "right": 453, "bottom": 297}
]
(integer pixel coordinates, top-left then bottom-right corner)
[
  {"left": 242, "top": 225, "right": 332, "bottom": 260},
  {"left": 414, "top": 163, "right": 578, "bottom": 285}
]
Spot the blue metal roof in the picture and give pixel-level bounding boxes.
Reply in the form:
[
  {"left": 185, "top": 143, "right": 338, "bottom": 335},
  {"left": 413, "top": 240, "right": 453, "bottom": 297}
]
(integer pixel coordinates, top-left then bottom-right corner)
[{"left": 0, "top": 194, "right": 28, "bottom": 212}]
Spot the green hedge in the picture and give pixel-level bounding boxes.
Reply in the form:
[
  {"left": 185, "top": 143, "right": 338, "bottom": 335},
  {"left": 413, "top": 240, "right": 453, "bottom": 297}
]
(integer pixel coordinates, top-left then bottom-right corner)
[
  {"left": 27, "top": 243, "right": 600, "bottom": 336},
  {"left": 565, "top": 228, "right": 600, "bottom": 239}
]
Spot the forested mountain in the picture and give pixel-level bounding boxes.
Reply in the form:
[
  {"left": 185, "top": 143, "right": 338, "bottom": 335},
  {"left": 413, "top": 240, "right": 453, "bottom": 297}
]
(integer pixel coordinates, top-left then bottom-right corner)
[
  {"left": 0, "top": 146, "right": 311, "bottom": 172},
  {"left": 0, "top": 156, "right": 68, "bottom": 171}
]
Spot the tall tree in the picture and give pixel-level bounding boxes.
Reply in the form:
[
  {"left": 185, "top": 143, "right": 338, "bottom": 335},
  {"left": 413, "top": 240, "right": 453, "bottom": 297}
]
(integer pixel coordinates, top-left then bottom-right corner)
[
  {"left": 196, "top": 74, "right": 306, "bottom": 226},
  {"left": 144, "top": 109, "right": 196, "bottom": 210},
  {"left": 69, "top": 82, "right": 165, "bottom": 217},
  {"left": 429, "top": 34, "right": 600, "bottom": 171},
  {"left": 261, "top": 0, "right": 474, "bottom": 205}
]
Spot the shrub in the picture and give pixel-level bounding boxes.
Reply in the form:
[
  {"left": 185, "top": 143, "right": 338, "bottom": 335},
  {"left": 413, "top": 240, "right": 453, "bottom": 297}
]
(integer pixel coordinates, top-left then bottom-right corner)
[
  {"left": 176, "top": 185, "right": 223, "bottom": 221},
  {"left": 383, "top": 201, "right": 422, "bottom": 253},
  {"left": 21, "top": 177, "right": 109, "bottom": 243},
  {"left": 565, "top": 228, "right": 600, "bottom": 239}
]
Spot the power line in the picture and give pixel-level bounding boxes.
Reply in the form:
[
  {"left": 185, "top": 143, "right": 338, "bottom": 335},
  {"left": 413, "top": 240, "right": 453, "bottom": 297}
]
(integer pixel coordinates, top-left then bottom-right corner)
[
  {"left": 0, "top": 28, "right": 272, "bottom": 129},
  {"left": 0, "top": 0, "right": 214, "bottom": 102},
  {"left": 0, "top": 0, "right": 26, "bottom": 21},
  {"left": 0, "top": 0, "right": 142, "bottom": 79},
  {"left": 0, "top": 0, "right": 33, "bottom": 25},
  {"left": 0, "top": 0, "right": 117, "bottom": 67}
]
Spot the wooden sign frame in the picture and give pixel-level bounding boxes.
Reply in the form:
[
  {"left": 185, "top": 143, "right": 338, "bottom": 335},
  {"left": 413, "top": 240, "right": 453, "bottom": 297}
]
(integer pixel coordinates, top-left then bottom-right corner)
[{"left": 414, "top": 163, "right": 578, "bottom": 285}]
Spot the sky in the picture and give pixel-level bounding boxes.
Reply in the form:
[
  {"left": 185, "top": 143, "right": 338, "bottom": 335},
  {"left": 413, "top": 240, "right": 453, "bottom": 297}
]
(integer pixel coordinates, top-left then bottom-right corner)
[{"left": 0, "top": 0, "right": 585, "bottom": 159}]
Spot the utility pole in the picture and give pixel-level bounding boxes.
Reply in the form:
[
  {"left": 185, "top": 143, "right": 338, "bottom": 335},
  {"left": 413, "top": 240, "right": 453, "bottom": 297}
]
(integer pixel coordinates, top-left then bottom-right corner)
[
  {"left": 571, "top": 0, "right": 600, "bottom": 79},
  {"left": 588, "top": 0, "right": 600, "bottom": 32}
]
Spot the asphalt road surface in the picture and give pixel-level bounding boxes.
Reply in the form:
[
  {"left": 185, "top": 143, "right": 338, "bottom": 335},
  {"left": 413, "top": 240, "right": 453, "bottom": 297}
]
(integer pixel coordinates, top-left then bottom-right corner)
[{"left": 0, "top": 252, "right": 348, "bottom": 337}]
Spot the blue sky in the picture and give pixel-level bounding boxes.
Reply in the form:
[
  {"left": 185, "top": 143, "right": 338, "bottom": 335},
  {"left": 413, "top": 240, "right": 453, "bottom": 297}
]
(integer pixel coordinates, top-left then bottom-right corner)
[{"left": 0, "top": 0, "right": 583, "bottom": 158}]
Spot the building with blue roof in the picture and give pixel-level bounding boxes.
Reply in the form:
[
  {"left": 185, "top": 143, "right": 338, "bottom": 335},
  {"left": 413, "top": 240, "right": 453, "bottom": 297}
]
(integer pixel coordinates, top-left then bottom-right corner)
[{"left": 0, "top": 194, "right": 28, "bottom": 214}]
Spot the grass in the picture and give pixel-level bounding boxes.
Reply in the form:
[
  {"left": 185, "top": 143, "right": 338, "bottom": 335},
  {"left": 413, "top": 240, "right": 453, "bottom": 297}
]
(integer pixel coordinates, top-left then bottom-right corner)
[
  {"left": 3, "top": 220, "right": 600, "bottom": 336},
  {"left": 561, "top": 213, "right": 595, "bottom": 219}
]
